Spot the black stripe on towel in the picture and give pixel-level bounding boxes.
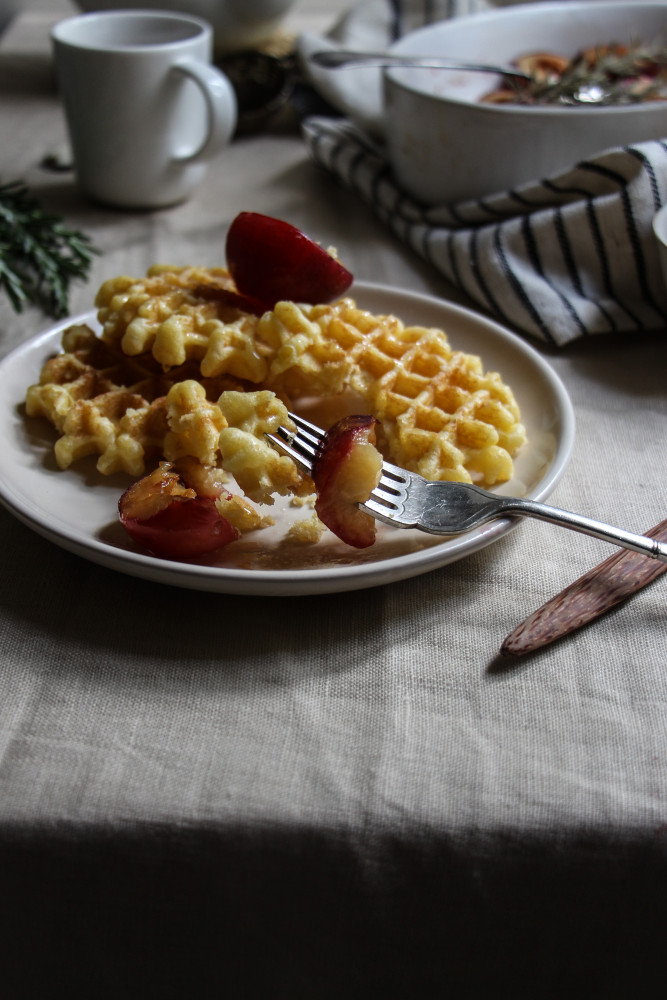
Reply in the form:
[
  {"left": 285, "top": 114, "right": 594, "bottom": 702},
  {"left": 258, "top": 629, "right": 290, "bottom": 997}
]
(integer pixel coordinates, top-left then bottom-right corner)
[
  {"left": 387, "top": 0, "right": 404, "bottom": 40},
  {"left": 543, "top": 178, "right": 601, "bottom": 202},
  {"left": 468, "top": 229, "right": 515, "bottom": 329},
  {"left": 446, "top": 230, "right": 464, "bottom": 292},
  {"left": 585, "top": 196, "right": 641, "bottom": 330},
  {"left": 494, "top": 225, "right": 554, "bottom": 344},
  {"left": 617, "top": 149, "right": 667, "bottom": 324},
  {"left": 578, "top": 159, "right": 627, "bottom": 189},
  {"left": 476, "top": 198, "right": 517, "bottom": 219},
  {"left": 553, "top": 206, "right": 615, "bottom": 333},
  {"left": 626, "top": 144, "right": 663, "bottom": 212},
  {"left": 421, "top": 225, "right": 438, "bottom": 271},
  {"left": 308, "top": 121, "right": 340, "bottom": 174},
  {"left": 346, "top": 146, "right": 371, "bottom": 192},
  {"left": 521, "top": 213, "right": 587, "bottom": 341},
  {"left": 328, "top": 133, "right": 350, "bottom": 179},
  {"left": 553, "top": 207, "right": 584, "bottom": 298},
  {"left": 508, "top": 189, "right": 536, "bottom": 209},
  {"left": 370, "top": 163, "right": 401, "bottom": 215}
]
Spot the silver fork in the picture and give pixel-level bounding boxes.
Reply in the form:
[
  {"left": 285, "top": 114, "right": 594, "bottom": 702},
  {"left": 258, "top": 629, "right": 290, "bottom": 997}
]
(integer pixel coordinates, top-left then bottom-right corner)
[{"left": 266, "top": 412, "right": 667, "bottom": 563}]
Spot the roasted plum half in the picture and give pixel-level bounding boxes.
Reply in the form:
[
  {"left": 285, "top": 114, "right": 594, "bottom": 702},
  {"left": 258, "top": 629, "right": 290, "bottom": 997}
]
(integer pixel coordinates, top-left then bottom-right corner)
[
  {"left": 312, "top": 415, "right": 383, "bottom": 549},
  {"left": 225, "top": 211, "right": 353, "bottom": 312},
  {"left": 119, "top": 460, "right": 239, "bottom": 560}
]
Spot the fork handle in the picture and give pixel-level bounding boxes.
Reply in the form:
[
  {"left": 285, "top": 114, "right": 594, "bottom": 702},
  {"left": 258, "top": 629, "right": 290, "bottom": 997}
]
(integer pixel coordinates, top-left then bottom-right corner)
[
  {"left": 500, "top": 497, "right": 667, "bottom": 562},
  {"left": 410, "top": 482, "right": 667, "bottom": 561}
]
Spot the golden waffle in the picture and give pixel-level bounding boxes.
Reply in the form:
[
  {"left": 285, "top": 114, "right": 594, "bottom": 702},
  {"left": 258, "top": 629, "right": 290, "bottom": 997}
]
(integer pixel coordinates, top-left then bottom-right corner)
[
  {"left": 25, "top": 323, "right": 246, "bottom": 478},
  {"left": 259, "top": 299, "right": 527, "bottom": 486},
  {"left": 217, "top": 390, "right": 309, "bottom": 503},
  {"left": 95, "top": 265, "right": 269, "bottom": 380},
  {"left": 26, "top": 268, "right": 526, "bottom": 501},
  {"left": 163, "top": 380, "right": 226, "bottom": 468}
]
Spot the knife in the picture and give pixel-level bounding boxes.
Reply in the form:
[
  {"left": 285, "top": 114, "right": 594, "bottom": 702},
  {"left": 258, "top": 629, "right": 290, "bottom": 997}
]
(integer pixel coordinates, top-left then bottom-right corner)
[{"left": 501, "top": 517, "right": 667, "bottom": 656}]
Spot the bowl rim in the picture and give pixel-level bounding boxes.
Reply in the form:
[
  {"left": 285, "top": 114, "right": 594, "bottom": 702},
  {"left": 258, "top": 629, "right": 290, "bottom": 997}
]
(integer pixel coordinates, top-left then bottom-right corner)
[{"left": 386, "top": 0, "right": 667, "bottom": 117}]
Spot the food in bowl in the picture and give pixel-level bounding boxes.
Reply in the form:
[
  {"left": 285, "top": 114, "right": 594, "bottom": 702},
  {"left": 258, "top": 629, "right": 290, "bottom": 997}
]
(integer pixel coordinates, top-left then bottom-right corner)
[
  {"left": 382, "top": 2, "right": 667, "bottom": 203},
  {"left": 24, "top": 214, "right": 527, "bottom": 556},
  {"left": 482, "top": 41, "right": 667, "bottom": 106}
]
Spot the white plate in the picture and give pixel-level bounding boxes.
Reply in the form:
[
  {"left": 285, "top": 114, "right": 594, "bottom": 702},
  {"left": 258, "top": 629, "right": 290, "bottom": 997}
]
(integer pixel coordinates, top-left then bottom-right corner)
[{"left": 0, "top": 282, "right": 574, "bottom": 595}]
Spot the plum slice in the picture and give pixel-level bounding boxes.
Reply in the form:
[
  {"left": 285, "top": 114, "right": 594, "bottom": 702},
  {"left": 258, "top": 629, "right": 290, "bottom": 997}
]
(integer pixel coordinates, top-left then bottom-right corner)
[
  {"left": 311, "top": 415, "right": 383, "bottom": 549},
  {"left": 225, "top": 212, "right": 353, "bottom": 311},
  {"left": 119, "top": 460, "right": 239, "bottom": 561}
]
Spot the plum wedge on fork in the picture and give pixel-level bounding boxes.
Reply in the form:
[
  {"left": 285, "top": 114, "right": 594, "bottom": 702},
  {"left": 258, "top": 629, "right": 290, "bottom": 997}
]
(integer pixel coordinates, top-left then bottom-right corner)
[{"left": 266, "top": 413, "right": 667, "bottom": 560}]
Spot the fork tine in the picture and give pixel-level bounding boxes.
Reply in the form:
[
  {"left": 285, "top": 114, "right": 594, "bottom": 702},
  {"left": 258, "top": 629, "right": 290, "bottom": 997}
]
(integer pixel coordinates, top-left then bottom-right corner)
[
  {"left": 366, "top": 470, "right": 410, "bottom": 517},
  {"left": 376, "top": 459, "right": 408, "bottom": 482},
  {"left": 264, "top": 429, "right": 315, "bottom": 475},
  {"left": 363, "top": 496, "right": 402, "bottom": 520},
  {"left": 371, "top": 484, "right": 403, "bottom": 506},
  {"left": 287, "top": 427, "right": 318, "bottom": 461},
  {"left": 287, "top": 411, "right": 326, "bottom": 446},
  {"left": 285, "top": 411, "right": 409, "bottom": 484},
  {"left": 376, "top": 473, "right": 404, "bottom": 495},
  {"left": 267, "top": 411, "right": 412, "bottom": 521}
]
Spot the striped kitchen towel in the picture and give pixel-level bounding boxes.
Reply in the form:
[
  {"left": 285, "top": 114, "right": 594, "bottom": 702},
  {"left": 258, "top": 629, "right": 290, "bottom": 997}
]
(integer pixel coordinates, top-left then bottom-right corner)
[{"left": 302, "top": 116, "right": 667, "bottom": 346}]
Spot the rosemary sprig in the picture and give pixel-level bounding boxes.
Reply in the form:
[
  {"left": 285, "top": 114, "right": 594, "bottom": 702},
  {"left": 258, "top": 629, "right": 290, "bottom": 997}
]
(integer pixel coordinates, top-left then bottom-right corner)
[{"left": 0, "top": 180, "right": 97, "bottom": 318}]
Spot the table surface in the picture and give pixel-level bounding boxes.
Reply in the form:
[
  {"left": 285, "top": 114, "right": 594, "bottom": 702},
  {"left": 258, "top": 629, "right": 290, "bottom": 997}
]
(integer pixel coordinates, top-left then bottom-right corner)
[{"left": 1, "top": 2, "right": 666, "bottom": 995}]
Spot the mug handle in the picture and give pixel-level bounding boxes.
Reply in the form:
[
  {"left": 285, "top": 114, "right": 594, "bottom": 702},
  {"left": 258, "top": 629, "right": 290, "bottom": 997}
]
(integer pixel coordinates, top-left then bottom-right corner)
[{"left": 171, "top": 59, "right": 237, "bottom": 163}]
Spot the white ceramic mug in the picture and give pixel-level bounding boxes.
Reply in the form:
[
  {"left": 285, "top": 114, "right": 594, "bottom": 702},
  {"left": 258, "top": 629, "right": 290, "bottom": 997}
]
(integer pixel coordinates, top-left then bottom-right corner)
[{"left": 51, "top": 11, "right": 238, "bottom": 209}]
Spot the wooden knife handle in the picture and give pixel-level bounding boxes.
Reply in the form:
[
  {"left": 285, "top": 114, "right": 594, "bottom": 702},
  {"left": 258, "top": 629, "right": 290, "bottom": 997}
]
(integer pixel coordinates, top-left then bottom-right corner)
[{"left": 501, "top": 518, "right": 667, "bottom": 656}]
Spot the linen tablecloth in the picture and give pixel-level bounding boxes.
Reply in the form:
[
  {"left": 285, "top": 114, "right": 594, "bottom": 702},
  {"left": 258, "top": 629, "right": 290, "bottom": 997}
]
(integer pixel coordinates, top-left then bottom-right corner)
[{"left": 1, "top": 3, "right": 666, "bottom": 995}]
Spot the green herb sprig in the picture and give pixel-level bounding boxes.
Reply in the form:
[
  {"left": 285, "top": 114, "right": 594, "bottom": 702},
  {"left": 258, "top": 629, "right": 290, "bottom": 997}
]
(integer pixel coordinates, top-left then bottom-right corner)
[{"left": 0, "top": 181, "right": 97, "bottom": 318}]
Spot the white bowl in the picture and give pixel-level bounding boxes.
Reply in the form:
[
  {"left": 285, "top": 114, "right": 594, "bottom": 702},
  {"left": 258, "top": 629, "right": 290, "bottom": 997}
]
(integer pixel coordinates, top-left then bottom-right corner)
[
  {"left": 74, "top": 0, "right": 296, "bottom": 54},
  {"left": 384, "top": 1, "right": 667, "bottom": 204}
]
